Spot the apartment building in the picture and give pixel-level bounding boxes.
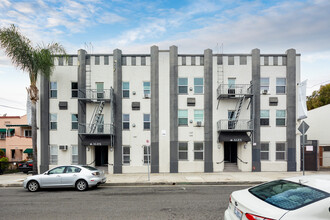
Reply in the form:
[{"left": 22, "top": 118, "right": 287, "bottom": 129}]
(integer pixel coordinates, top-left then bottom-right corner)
[
  {"left": 37, "top": 46, "right": 301, "bottom": 174},
  {"left": 0, "top": 115, "right": 32, "bottom": 161}
]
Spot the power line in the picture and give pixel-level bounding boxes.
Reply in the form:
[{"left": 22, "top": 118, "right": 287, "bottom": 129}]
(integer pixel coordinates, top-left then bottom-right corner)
[
  {"left": 308, "top": 80, "right": 330, "bottom": 88},
  {"left": 0, "top": 104, "right": 26, "bottom": 111}
]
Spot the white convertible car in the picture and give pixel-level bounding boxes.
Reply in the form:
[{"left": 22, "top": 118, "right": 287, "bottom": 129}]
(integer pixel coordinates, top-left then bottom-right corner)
[{"left": 224, "top": 175, "right": 330, "bottom": 220}]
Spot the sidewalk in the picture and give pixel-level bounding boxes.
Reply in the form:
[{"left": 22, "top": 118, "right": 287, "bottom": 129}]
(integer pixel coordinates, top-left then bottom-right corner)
[{"left": 1, "top": 171, "right": 330, "bottom": 187}]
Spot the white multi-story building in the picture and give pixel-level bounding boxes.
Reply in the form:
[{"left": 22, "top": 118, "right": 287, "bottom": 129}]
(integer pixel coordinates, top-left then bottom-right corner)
[{"left": 37, "top": 46, "right": 301, "bottom": 174}]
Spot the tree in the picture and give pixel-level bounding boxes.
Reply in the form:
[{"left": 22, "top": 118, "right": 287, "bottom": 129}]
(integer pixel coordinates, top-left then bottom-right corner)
[
  {"left": 0, "top": 24, "right": 66, "bottom": 174},
  {"left": 307, "top": 83, "right": 330, "bottom": 110}
]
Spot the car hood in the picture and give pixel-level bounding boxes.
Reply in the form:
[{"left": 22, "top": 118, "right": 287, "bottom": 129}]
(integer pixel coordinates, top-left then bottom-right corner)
[{"left": 232, "top": 189, "right": 288, "bottom": 219}]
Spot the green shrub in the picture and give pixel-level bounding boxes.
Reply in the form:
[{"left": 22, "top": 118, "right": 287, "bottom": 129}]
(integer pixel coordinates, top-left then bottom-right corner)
[
  {"left": 0, "top": 157, "right": 9, "bottom": 171},
  {"left": 0, "top": 149, "right": 4, "bottom": 157}
]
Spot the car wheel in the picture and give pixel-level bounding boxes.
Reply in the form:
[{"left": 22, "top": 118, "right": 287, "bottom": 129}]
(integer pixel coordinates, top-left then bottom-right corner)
[
  {"left": 76, "top": 179, "right": 88, "bottom": 191},
  {"left": 27, "top": 180, "right": 39, "bottom": 192}
]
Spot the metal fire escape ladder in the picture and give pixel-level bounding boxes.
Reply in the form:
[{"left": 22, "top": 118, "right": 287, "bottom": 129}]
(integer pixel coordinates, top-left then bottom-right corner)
[
  {"left": 216, "top": 47, "right": 224, "bottom": 110},
  {"left": 89, "top": 101, "right": 105, "bottom": 133},
  {"left": 232, "top": 95, "right": 245, "bottom": 129}
]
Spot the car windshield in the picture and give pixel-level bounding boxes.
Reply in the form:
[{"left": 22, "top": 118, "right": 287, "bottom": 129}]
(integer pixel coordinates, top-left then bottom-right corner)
[
  {"left": 82, "top": 165, "right": 98, "bottom": 171},
  {"left": 249, "top": 180, "right": 329, "bottom": 210}
]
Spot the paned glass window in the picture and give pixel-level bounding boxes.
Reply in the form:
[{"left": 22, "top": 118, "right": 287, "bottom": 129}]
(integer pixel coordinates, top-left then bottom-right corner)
[
  {"left": 123, "top": 114, "right": 130, "bottom": 130},
  {"left": 260, "top": 110, "right": 270, "bottom": 126},
  {"left": 276, "top": 110, "right": 286, "bottom": 126},
  {"left": 50, "top": 145, "right": 58, "bottom": 165},
  {"left": 178, "top": 142, "right": 188, "bottom": 160},
  {"left": 194, "top": 78, "right": 203, "bottom": 94},
  {"left": 194, "top": 110, "right": 204, "bottom": 123},
  {"left": 178, "top": 110, "right": 188, "bottom": 126},
  {"left": 194, "top": 142, "right": 204, "bottom": 160},
  {"left": 143, "top": 82, "right": 151, "bottom": 96},
  {"left": 178, "top": 78, "right": 188, "bottom": 94},
  {"left": 123, "top": 146, "right": 130, "bottom": 165},
  {"left": 71, "top": 82, "right": 78, "bottom": 98},
  {"left": 71, "top": 114, "right": 78, "bottom": 130},
  {"left": 260, "top": 78, "right": 269, "bottom": 93},
  {"left": 50, "top": 113, "right": 57, "bottom": 130},
  {"left": 71, "top": 145, "right": 78, "bottom": 164},
  {"left": 276, "top": 143, "right": 286, "bottom": 160},
  {"left": 144, "top": 114, "right": 150, "bottom": 130},
  {"left": 50, "top": 82, "right": 57, "bottom": 98},
  {"left": 276, "top": 78, "right": 286, "bottom": 94},
  {"left": 261, "top": 143, "right": 269, "bottom": 160},
  {"left": 123, "top": 82, "right": 129, "bottom": 98},
  {"left": 143, "top": 145, "right": 151, "bottom": 164}
]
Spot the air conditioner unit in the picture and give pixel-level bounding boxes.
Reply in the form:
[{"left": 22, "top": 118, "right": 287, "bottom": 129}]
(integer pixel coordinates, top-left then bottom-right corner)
[
  {"left": 262, "top": 89, "right": 268, "bottom": 95},
  {"left": 59, "top": 145, "right": 68, "bottom": 150},
  {"left": 195, "top": 121, "right": 203, "bottom": 127},
  {"left": 144, "top": 93, "right": 151, "bottom": 99}
]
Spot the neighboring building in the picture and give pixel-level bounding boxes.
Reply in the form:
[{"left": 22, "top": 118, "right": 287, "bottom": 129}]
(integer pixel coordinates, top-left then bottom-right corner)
[
  {"left": 37, "top": 46, "right": 301, "bottom": 174},
  {"left": 0, "top": 115, "right": 32, "bottom": 161},
  {"left": 305, "top": 104, "right": 330, "bottom": 168}
]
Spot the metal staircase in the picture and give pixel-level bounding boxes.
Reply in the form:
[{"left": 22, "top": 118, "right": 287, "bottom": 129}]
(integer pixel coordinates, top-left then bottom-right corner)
[{"left": 89, "top": 101, "right": 105, "bottom": 133}]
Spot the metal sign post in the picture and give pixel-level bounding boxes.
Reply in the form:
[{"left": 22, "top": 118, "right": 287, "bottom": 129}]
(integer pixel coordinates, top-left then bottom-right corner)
[
  {"left": 298, "top": 121, "right": 309, "bottom": 176},
  {"left": 146, "top": 140, "right": 150, "bottom": 181}
]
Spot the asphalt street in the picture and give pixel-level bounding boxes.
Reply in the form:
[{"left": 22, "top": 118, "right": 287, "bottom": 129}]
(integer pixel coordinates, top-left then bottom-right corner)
[{"left": 0, "top": 185, "right": 250, "bottom": 220}]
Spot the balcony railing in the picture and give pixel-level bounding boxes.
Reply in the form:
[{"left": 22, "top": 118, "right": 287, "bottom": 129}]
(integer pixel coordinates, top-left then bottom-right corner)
[
  {"left": 78, "top": 89, "right": 113, "bottom": 100},
  {"left": 217, "top": 119, "right": 253, "bottom": 132},
  {"left": 217, "top": 84, "right": 252, "bottom": 98},
  {"left": 78, "top": 123, "right": 114, "bottom": 135}
]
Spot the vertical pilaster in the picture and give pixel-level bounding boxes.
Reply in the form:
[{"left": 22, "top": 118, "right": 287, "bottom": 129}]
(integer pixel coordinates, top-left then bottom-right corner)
[
  {"left": 151, "top": 46, "right": 159, "bottom": 173},
  {"left": 204, "top": 49, "right": 213, "bottom": 172},
  {"left": 252, "top": 48, "right": 261, "bottom": 172},
  {"left": 113, "top": 49, "right": 123, "bottom": 174},
  {"left": 169, "top": 46, "right": 178, "bottom": 173},
  {"left": 40, "top": 74, "right": 49, "bottom": 173},
  {"left": 78, "top": 49, "right": 87, "bottom": 165},
  {"left": 286, "top": 49, "right": 297, "bottom": 171}
]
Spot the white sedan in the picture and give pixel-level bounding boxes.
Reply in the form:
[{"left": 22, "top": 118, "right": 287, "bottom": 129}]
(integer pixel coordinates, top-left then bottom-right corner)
[
  {"left": 23, "top": 165, "right": 106, "bottom": 192},
  {"left": 224, "top": 175, "right": 330, "bottom": 220}
]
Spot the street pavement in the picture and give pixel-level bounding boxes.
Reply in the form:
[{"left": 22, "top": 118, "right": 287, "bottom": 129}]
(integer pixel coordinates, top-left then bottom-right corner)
[{"left": 1, "top": 170, "right": 330, "bottom": 187}]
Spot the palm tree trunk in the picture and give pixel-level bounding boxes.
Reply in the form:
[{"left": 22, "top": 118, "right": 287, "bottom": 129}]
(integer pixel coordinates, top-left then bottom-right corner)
[{"left": 31, "top": 100, "right": 38, "bottom": 174}]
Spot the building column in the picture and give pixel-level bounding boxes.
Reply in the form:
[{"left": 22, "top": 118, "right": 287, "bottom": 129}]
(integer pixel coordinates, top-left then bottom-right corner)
[
  {"left": 286, "top": 49, "right": 297, "bottom": 171},
  {"left": 113, "top": 49, "right": 123, "bottom": 174},
  {"left": 252, "top": 48, "right": 261, "bottom": 172},
  {"left": 40, "top": 74, "right": 49, "bottom": 173},
  {"left": 151, "top": 46, "right": 159, "bottom": 173},
  {"left": 204, "top": 49, "right": 213, "bottom": 172},
  {"left": 169, "top": 45, "right": 178, "bottom": 173},
  {"left": 78, "top": 49, "right": 87, "bottom": 165}
]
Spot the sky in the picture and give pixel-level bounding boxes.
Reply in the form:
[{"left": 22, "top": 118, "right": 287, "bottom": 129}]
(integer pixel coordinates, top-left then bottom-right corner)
[{"left": 0, "top": 0, "right": 329, "bottom": 116}]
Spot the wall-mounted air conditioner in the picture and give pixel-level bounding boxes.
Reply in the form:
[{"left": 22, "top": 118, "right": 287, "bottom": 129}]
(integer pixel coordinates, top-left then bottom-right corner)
[
  {"left": 144, "top": 93, "right": 151, "bottom": 99},
  {"left": 194, "top": 121, "right": 203, "bottom": 127},
  {"left": 59, "top": 145, "right": 68, "bottom": 150},
  {"left": 262, "top": 89, "right": 268, "bottom": 95}
]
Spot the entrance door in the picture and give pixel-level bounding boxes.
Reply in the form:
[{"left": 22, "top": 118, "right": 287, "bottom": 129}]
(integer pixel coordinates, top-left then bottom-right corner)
[
  {"left": 95, "top": 146, "right": 108, "bottom": 166},
  {"left": 224, "top": 142, "right": 237, "bottom": 163}
]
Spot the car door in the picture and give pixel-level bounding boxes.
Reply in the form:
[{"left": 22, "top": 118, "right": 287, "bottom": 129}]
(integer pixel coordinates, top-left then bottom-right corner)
[
  {"left": 61, "top": 166, "right": 81, "bottom": 186},
  {"left": 40, "top": 166, "right": 66, "bottom": 187}
]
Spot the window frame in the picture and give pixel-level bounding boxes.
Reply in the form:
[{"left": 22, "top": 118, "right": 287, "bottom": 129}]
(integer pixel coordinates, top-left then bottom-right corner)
[
  {"left": 71, "top": 114, "right": 78, "bottom": 130},
  {"left": 261, "top": 142, "right": 269, "bottom": 160},
  {"left": 276, "top": 110, "right": 286, "bottom": 126},
  {"left": 276, "top": 78, "right": 286, "bottom": 94},
  {"left": 122, "top": 82, "right": 130, "bottom": 98},
  {"left": 50, "top": 145, "right": 58, "bottom": 165},
  {"left": 143, "top": 81, "right": 151, "bottom": 97},
  {"left": 194, "top": 110, "right": 204, "bottom": 123},
  {"left": 71, "top": 82, "right": 78, "bottom": 98},
  {"left": 178, "top": 142, "right": 188, "bottom": 160},
  {"left": 194, "top": 142, "right": 204, "bottom": 160},
  {"left": 95, "top": 55, "right": 100, "bottom": 65},
  {"left": 260, "top": 77, "right": 270, "bottom": 93},
  {"left": 194, "top": 78, "right": 204, "bottom": 94},
  {"left": 143, "top": 145, "right": 151, "bottom": 164},
  {"left": 276, "top": 142, "right": 286, "bottom": 161},
  {"left": 178, "top": 78, "right": 188, "bottom": 94},
  {"left": 50, "top": 113, "right": 57, "bottom": 130},
  {"left": 123, "top": 114, "right": 130, "bottom": 130},
  {"left": 71, "top": 145, "right": 78, "bottom": 165},
  {"left": 122, "top": 146, "right": 130, "bottom": 165},
  {"left": 143, "top": 114, "right": 151, "bottom": 130},
  {"left": 50, "top": 82, "right": 57, "bottom": 98},
  {"left": 178, "top": 110, "right": 188, "bottom": 126},
  {"left": 24, "top": 129, "right": 32, "bottom": 137},
  {"left": 260, "top": 110, "right": 270, "bottom": 126}
]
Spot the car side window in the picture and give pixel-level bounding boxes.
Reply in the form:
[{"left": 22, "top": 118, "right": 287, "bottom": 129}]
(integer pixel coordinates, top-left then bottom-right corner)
[
  {"left": 48, "top": 166, "right": 66, "bottom": 175},
  {"left": 65, "top": 166, "right": 81, "bottom": 173}
]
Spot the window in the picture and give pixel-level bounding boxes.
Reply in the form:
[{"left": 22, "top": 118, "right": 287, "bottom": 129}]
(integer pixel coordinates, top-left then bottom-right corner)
[
  {"left": 50, "top": 145, "right": 58, "bottom": 165},
  {"left": 131, "top": 56, "right": 136, "bottom": 66},
  {"left": 143, "top": 82, "right": 151, "bottom": 97},
  {"left": 95, "top": 56, "right": 100, "bottom": 65},
  {"left": 104, "top": 56, "right": 109, "bottom": 65},
  {"left": 273, "top": 56, "right": 278, "bottom": 66},
  {"left": 178, "top": 110, "right": 188, "bottom": 126},
  {"left": 178, "top": 78, "right": 188, "bottom": 94},
  {"left": 122, "top": 57, "right": 126, "bottom": 65},
  {"left": 122, "top": 82, "right": 129, "bottom": 98},
  {"left": 141, "top": 56, "right": 146, "bottom": 66},
  {"left": 228, "top": 110, "right": 235, "bottom": 129},
  {"left": 261, "top": 143, "right": 269, "bottom": 160},
  {"left": 191, "top": 56, "right": 196, "bottom": 65},
  {"left": 97, "top": 115, "right": 104, "bottom": 133},
  {"left": 276, "top": 110, "right": 286, "bottom": 126},
  {"left": 50, "top": 82, "right": 57, "bottom": 98},
  {"left": 96, "top": 82, "right": 104, "bottom": 99},
  {"left": 260, "top": 78, "right": 269, "bottom": 93},
  {"left": 194, "top": 78, "right": 203, "bottom": 94},
  {"left": 264, "top": 56, "right": 269, "bottom": 66},
  {"left": 240, "top": 56, "right": 247, "bottom": 65},
  {"left": 260, "top": 110, "right": 269, "bottom": 126},
  {"left": 71, "top": 82, "right": 78, "bottom": 98},
  {"left": 48, "top": 166, "right": 65, "bottom": 174},
  {"left": 178, "top": 142, "right": 188, "bottom": 160},
  {"left": 85, "top": 55, "right": 90, "bottom": 65},
  {"left": 182, "top": 56, "right": 186, "bottom": 65},
  {"left": 194, "top": 110, "right": 204, "bottom": 123},
  {"left": 200, "top": 56, "right": 204, "bottom": 65},
  {"left": 228, "top": 56, "right": 234, "bottom": 65},
  {"left": 276, "top": 143, "right": 286, "bottom": 160},
  {"left": 71, "top": 145, "right": 78, "bottom": 165},
  {"left": 68, "top": 56, "right": 73, "bottom": 66},
  {"left": 143, "top": 145, "right": 151, "bottom": 164},
  {"left": 24, "top": 130, "right": 32, "bottom": 137},
  {"left": 58, "top": 56, "right": 63, "bottom": 66},
  {"left": 276, "top": 78, "right": 286, "bottom": 94},
  {"left": 123, "top": 146, "right": 130, "bottom": 165},
  {"left": 50, "top": 113, "right": 57, "bottom": 130},
  {"left": 194, "top": 142, "right": 204, "bottom": 160},
  {"left": 11, "top": 149, "right": 15, "bottom": 159},
  {"left": 0, "top": 132, "right": 5, "bottom": 139},
  {"left": 144, "top": 114, "right": 150, "bottom": 130},
  {"left": 71, "top": 114, "right": 78, "bottom": 130},
  {"left": 123, "top": 114, "right": 130, "bottom": 130}
]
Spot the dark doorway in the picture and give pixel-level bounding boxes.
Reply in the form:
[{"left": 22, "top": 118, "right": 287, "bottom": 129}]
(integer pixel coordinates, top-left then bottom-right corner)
[
  {"left": 95, "top": 146, "right": 108, "bottom": 166},
  {"left": 224, "top": 142, "right": 237, "bottom": 163},
  {"left": 301, "top": 140, "right": 318, "bottom": 171}
]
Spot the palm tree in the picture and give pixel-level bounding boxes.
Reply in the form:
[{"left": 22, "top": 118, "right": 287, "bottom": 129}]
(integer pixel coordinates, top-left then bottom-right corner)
[{"left": 0, "top": 24, "right": 66, "bottom": 174}]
